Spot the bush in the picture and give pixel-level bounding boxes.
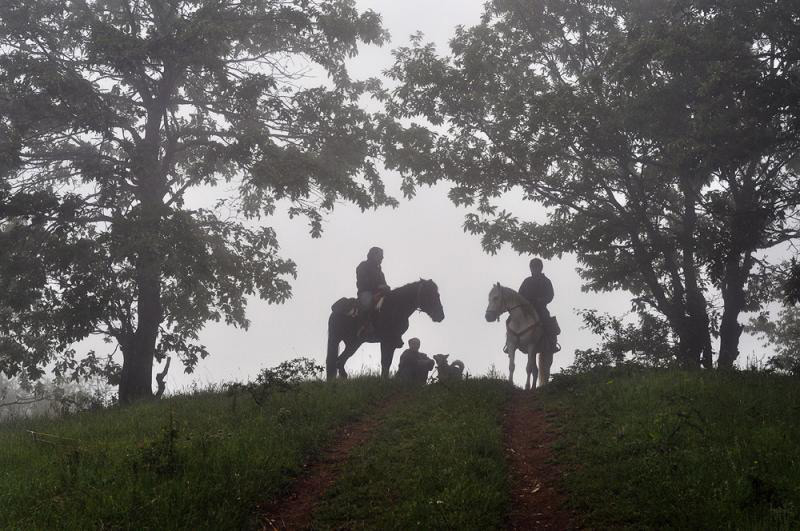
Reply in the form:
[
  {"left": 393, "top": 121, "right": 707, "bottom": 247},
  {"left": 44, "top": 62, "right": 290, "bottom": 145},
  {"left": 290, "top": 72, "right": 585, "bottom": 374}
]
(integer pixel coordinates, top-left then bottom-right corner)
[{"left": 228, "top": 357, "right": 324, "bottom": 405}]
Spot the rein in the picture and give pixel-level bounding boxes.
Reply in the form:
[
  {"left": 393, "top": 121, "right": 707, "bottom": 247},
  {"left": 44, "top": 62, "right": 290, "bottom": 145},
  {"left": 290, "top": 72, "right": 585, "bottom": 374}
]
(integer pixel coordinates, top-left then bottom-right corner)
[
  {"left": 496, "top": 286, "right": 539, "bottom": 339},
  {"left": 413, "top": 280, "right": 429, "bottom": 314}
]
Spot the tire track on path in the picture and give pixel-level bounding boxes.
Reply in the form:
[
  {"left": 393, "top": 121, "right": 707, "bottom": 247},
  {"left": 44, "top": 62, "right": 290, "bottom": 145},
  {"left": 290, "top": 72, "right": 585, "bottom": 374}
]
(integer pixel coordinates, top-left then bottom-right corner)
[
  {"left": 256, "top": 392, "right": 407, "bottom": 530},
  {"left": 505, "top": 389, "right": 578, "bottom": 530}
]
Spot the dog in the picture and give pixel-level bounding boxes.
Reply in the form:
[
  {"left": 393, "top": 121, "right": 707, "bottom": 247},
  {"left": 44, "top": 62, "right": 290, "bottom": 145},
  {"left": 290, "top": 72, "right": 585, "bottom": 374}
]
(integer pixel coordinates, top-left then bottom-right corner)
[{"left": 433, "top": 354, "right": 465, "bottom": 381}]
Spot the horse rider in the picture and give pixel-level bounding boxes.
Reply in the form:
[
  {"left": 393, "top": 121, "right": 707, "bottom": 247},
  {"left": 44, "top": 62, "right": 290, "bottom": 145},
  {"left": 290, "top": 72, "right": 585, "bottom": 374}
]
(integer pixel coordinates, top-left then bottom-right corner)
[
  {"left": 356, "top": 246, "right": 389, "bottom": 336},
  {"left": 518, "top": 258, "right": 558, "bottom": 351}
]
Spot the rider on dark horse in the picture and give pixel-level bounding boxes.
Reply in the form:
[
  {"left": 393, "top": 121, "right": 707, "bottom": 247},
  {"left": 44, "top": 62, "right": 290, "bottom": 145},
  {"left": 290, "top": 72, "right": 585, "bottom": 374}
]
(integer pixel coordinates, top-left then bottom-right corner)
[
  {"left": 519, "top": 258, "right": 559, "bottom": 352},
  {"left": 328, "top": 254, "right": 444, "bottom": 380},
  {"left": 356, "top": 246, "right": 389, "bottom": 339}
]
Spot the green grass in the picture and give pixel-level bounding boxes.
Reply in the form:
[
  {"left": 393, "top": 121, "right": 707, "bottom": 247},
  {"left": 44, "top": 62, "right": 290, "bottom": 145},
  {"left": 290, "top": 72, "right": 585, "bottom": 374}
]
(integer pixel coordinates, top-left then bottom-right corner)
[
  {"left": 311, "top": 378, "right": 512, "bottom": 530},
  {"left": 540, "top": 368, "right": 800, "bottom": 530},
  {"left": 6, "top": 367, "right": 798, "bottom": 530},
  {"left": 0, "top": 377, "right": 395, "bottom": 530}
]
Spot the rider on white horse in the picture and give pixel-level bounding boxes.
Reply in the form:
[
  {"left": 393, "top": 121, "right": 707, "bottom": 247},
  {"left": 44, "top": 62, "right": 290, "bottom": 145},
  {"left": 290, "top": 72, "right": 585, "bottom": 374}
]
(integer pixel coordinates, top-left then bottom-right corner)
[
  {"left": 486, "top": 283, "right": 552, "bottom": 389},
  {"left": 518, "top": 258, "right": 558, "bottom": 353}
]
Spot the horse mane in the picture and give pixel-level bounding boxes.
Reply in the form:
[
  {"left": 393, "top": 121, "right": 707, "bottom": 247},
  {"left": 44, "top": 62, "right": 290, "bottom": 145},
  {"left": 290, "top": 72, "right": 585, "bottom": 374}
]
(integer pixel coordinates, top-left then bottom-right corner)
[
  {"left": 391, "top": 279, "right": 432, "bottom": 296},
  {"left": 499, "top": 284, "right": 538, "bottom": 320}
]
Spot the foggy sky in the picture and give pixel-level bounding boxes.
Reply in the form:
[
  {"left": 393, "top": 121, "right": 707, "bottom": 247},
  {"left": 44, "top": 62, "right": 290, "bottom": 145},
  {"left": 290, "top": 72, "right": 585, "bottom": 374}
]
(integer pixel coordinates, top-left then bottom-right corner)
[{"left": 164, "top": 0, "right": 767, "bottom": 390}]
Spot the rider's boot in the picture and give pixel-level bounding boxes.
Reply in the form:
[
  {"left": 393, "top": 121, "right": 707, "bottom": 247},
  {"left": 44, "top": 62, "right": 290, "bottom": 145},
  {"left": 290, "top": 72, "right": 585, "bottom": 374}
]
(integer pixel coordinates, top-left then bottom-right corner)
[{"left": 359, "top": 311, "right": 376, "bottom": 339}]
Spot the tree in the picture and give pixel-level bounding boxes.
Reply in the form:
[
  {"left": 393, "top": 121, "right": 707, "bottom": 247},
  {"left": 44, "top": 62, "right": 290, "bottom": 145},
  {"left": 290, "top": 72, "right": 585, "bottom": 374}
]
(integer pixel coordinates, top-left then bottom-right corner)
[
  {"left": 0, "top": 0, "right": 392, "bottom": 402},
  {"left": 747, "top": 306, "right": 800, "bottom": 375},
  {"left": 571, "top": 309, "right": 678, "bottom": 373},
  {"left": 746, "top": 258, "right": 800, "bottom": 374},
  {"left": 381, "top": 0, "right": 800, "bottom": 368},
  {"left": 785, "top": 259, "right": 800, "bottom": 305}
]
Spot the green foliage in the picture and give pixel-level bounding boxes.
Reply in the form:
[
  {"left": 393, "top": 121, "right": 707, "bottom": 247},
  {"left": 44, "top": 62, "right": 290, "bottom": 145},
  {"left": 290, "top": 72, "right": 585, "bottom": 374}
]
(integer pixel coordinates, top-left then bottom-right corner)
[
  {"left": 785, "top": 259, "right": 800, "bottom": 306},
  {"left": 382, "top": 0, "right": 800, "bottom": 367},
  {"left": 541, "top": 368, "right": 800, "bottom": 529},
  {"left": 0, "top": 0, "right": 392, "bottom": 396},
  {"left": 228, "top": 356, "right": 325, "bottom": 405},
  {"left": 0, "top": 376, "right": 395, "bottom": 529},
  {"left": 569, "top": 309, "right": 679, "bottom": 372},
  {"left": 748, "top": 306, "right": 800, "bottom": 375},
  {"left": 312, "top": 379, "right": 511, "bottom": 530}
]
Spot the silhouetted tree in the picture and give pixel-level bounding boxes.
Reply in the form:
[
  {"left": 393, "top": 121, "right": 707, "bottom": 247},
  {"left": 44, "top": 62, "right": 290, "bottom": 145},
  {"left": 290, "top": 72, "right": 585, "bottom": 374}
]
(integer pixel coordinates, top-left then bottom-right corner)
[
  {"left": 381, "top": 0, "right": 800, "bottom": 368},
  {"left": 785, "top": 259, "right": 800, "bottom": 306},
  {"left": 748, "top": 306, "right": 800, "bottom": 375},
  {"left": 571, "top": 309, "right": 678, "bottom": 372},
  {"left": 0, "top": 0, "right": 391, "bottom": 402}
]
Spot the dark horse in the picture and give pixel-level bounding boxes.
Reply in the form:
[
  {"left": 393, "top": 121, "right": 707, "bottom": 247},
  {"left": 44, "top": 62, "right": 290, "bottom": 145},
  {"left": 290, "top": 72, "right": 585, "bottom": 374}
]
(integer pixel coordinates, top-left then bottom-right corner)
[{"left": 326, "top": 279, "right": 445, "bottom": 380}]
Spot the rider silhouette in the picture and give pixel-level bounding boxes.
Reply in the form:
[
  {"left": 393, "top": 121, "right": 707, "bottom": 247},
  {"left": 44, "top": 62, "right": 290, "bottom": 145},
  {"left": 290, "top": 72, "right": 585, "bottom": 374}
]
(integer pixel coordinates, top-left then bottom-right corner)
[
  {"left": 518, "top": 258, "right": 558, "bottom": 351},
  {"left": 356, "top": 246, "right": 388, "bottom": 337}
]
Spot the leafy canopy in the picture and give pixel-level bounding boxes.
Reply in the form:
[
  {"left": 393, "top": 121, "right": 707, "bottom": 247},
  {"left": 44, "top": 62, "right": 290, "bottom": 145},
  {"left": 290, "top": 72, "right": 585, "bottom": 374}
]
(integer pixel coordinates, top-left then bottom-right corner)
[
  {"left": 0, "top": 0, "right": 392, "bottom": 383},
  {"left": 381, "top": 0, "right": 800, "bottom": 365}
]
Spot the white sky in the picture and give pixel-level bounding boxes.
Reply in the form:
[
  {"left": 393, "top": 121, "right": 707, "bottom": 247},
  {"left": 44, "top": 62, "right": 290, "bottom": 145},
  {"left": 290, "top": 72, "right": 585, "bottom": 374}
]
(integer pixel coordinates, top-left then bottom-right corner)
[{"left": 163, "top": 0, "right": 768, "bottom": 391}]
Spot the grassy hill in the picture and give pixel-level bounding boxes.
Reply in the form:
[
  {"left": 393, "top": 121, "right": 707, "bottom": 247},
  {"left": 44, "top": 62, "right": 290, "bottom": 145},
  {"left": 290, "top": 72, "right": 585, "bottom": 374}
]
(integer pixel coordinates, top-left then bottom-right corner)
[
  {"left": 1, "top": 378, "right": 396, "bottom": 530},
  {"left": 2, "top": 368, "right": 799, "bottom": 529},
  {"left": 541, "top": 368, "right": 800, "bottom": 530}
]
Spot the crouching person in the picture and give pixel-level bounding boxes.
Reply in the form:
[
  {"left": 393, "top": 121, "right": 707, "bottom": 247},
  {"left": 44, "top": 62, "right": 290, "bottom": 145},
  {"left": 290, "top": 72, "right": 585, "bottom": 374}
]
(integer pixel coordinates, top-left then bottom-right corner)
[{"left": 396, "top": 338, "right": 434, "bottom": 384}]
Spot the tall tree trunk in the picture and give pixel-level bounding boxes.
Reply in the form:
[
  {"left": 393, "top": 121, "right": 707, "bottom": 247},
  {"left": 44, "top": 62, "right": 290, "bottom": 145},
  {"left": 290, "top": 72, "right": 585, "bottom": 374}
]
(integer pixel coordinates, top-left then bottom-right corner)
[
  {"left": 718, "top": 300, "right": 744, "bottom": 369},
  {"left": 118, "top": 106, "right": 166, "bottom": 403},
  {"left": 718, "top": 167, "right": 759, "bottom": 369},
  {"left": 717, "top": 252, "right": 750, "bottom": 369},
  {"left": 677, "top": 175, "right": 708, "bottom": 369},
  {"left": 118, "top": 201, "right": 163, "bottom": 403},
  {"left": 675, "top": 314, "right": 706, "bottom": 368},
  {"left": 119, "top": 345, "right": 154, "bottom": 403}
]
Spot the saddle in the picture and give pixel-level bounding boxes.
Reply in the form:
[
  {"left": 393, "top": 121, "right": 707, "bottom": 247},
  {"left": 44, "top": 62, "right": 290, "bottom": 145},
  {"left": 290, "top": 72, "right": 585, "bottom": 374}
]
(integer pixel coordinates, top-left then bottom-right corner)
[
  {"left": 331, "top": 297, "right": 358, "bottom": 317},
  {"left": 505, "top": 315, "right": 561, "bottom": 353},
  {"left": 330, "top": 292, "right": 387, "bottom": 318},
  {"left": 542, "top": 315, "right": 561, "bottom": 352}
]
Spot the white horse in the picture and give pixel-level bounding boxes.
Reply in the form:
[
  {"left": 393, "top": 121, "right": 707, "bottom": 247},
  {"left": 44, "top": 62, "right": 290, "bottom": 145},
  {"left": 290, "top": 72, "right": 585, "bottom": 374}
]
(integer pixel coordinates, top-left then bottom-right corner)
[{"left": 484, "top": 283, "right": 554, "bottom": 390}]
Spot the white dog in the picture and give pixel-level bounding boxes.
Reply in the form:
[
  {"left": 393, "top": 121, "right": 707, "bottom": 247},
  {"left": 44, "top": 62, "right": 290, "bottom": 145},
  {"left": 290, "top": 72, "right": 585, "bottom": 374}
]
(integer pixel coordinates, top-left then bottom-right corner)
[{"left": 433, "top": 354, "right": 465, "bottom": 381}]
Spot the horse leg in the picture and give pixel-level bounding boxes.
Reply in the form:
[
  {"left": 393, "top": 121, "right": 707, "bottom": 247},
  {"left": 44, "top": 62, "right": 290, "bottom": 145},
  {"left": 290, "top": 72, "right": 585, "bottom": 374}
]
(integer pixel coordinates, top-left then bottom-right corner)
[
  {"left": 326, "top": 331, "right": 340, "bottom": 381},
  {"left": 380, "top": 342, "right": 395, "bottom": 379},
  {"left": 525, "top": 346, "right": 539, "bottom": 391},
  {"left": 505, "top": 330, "right": 518, "bottom": 385},
  {"left": 337, "top": 341, "right": 361, "bottom": 379},
  {"left": 538, "top": 349, "right": 554, "bottom": 387},
  {"left": 508, "top": 348, "right": 516, "bottom": 385}
]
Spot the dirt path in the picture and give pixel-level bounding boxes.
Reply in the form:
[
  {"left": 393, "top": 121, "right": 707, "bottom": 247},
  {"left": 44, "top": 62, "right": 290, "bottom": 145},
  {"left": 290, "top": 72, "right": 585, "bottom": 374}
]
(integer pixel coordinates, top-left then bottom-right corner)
[
  {"left": 256, "top": 395, "right": 405, "bottom": 530},
  {"left": 505, "top": 389, "right": 578, "bottom": 530}
]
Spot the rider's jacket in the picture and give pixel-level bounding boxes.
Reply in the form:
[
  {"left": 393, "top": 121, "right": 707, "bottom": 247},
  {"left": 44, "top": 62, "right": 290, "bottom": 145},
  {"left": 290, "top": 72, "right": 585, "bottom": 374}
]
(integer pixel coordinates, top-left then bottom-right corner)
[
  {"left": 519, "top": 273, "right": 554, "bottom": 317},
  {"left": 356, "top": 259, "right": 387, "bottom": 294}
]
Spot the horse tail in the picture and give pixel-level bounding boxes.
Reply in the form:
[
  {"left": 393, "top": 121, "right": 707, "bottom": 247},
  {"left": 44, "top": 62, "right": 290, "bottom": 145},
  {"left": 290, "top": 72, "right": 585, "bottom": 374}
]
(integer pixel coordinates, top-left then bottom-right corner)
[{"left": 326, "top": 313, "right": 340, "bottom": 381}]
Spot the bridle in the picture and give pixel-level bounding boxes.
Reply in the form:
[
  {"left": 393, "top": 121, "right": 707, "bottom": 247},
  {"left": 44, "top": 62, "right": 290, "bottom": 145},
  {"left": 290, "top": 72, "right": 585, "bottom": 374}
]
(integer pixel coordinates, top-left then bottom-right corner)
[
  {"left": 489, "top": 286, "right": 524, "bottom": 320},
  {"left": 492, "top": 285, "right": 540, "bottom": 339},
  {"left": 499, "top": 286, "right": 528, "bottom": 313},
  {"left": 414, "top": 280, "right": 437, "bottom": 315}
]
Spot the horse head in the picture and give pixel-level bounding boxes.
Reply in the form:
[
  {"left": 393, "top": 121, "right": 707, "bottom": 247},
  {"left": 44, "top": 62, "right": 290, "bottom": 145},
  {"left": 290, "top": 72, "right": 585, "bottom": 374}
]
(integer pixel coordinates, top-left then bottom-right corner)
[
  {"left": 485, "top": 282, "right": 505, "bottom": 322},
  {"left": 418, "top": 279, "right": 445, "bottom": 322}
]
